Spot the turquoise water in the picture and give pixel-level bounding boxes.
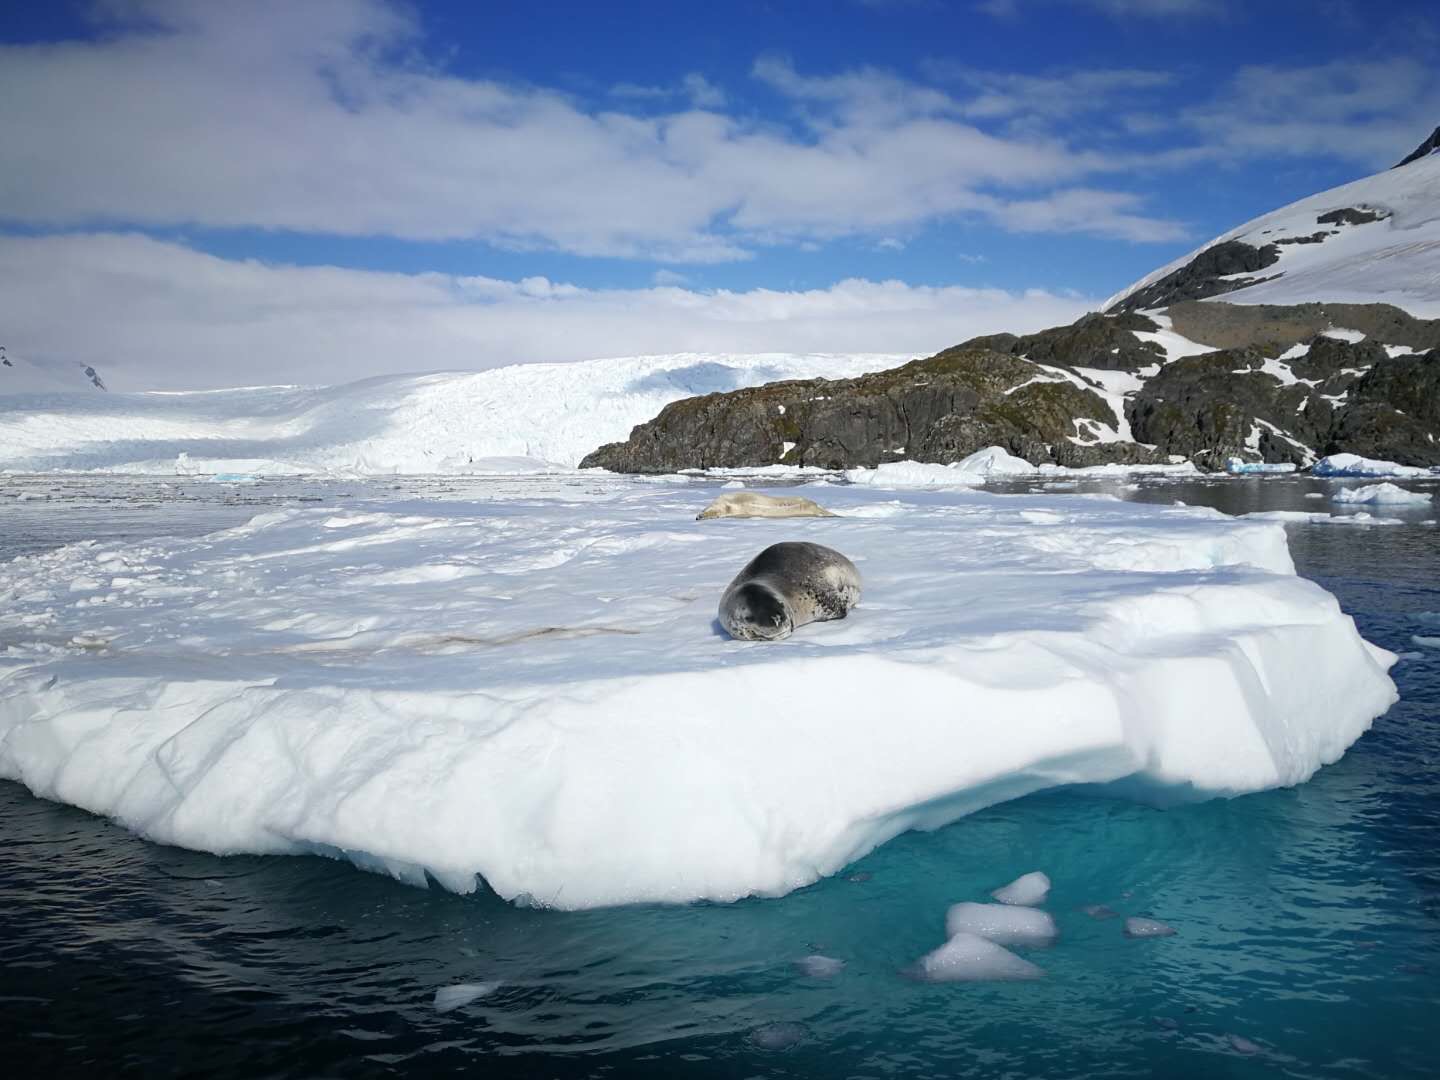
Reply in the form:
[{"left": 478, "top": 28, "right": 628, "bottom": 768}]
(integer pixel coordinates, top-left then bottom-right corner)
[{"left": 1, "top": 476, "right": 1436, "bottom": 1077}]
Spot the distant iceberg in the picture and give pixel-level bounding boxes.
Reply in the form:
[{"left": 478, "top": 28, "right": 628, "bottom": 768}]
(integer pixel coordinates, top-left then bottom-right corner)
[{"left": 1313, "top": 453, "right": 1439, "bottom": 479}]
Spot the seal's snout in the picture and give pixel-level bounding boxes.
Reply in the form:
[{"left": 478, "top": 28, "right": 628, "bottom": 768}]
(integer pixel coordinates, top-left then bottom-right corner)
[{"left": 725, "top": 582, "right": 793, "bottom": 641}]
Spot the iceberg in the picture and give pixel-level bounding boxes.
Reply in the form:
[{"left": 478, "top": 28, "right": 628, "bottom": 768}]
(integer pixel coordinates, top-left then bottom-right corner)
[
  {"left": 0, "top": 481, "right": 1397, "bottom": 910},
  {"left": 1332, "top": 483, "right": 1433, "bottom": 506},
  {"left": 1225, "top": 459, "right": 1298, "bottom": 475},
  {"left": 1312, "top": 453, "right": 1439, "bottom": 479}
]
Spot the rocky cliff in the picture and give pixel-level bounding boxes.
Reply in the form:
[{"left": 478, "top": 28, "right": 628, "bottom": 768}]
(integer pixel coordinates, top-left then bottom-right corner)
[{"left": 582, "top": 304, "right": 1440, "bottom": 473}]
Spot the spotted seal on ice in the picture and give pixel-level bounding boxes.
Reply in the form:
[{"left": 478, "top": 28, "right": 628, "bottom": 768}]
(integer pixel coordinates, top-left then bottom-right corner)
[
  {"left": 697, "top": 491, "right": 837, "bottom": 520},
  {"left": 718, "top": 541, "right": 861, "bottom": 641}
]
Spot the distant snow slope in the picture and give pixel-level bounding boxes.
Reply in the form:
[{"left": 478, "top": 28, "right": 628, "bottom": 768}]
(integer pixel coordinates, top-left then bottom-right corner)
[
  {"left": 1106, "top": 152, "right": 1440, "bottom": 317},
  {"left": 0, "top": 480, "right": 1397, "bottom": 908},
  {"left": 0, "top": 353, "right": 901, "bottom": 475}
]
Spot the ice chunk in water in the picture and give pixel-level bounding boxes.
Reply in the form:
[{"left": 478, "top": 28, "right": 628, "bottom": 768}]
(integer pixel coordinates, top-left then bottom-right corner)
[
  {"left": 749, "top": 1021, "right": 807, "bottom": 1050},
  {"left": 1123, "top": 917, "right": 1176, "bottom": 938},
  {"left": 795, "top": 954, "right": 845, "bottom": 978},
  {"left": 991, "top": 871, "right": 1051, "bottom": 906},
  {"left": 913, "top": 932, "right": 1045, "bottom": 982},
  {"left": 944, "top": 902, "right": 1057, "bottom": 946},
  {"left": 1227, "top": 1034, "right": 1262, "bottom": 1055},
  {"left": 433, "top": 981, "right": 501, "bottom": 1013}
]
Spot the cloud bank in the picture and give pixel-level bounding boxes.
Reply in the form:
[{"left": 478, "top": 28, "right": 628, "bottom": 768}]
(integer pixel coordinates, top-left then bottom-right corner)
[{"left": 0, "top": 233, "right": 1095, "bottom": 391}]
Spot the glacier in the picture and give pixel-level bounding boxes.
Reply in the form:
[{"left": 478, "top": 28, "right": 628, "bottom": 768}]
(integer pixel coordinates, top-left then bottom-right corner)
[
  {"left": 0, "top": 351, "right": 900, "bottom": 476},
  {"left": 0, "top": 479, "right": 1398, "bottom": 909}
]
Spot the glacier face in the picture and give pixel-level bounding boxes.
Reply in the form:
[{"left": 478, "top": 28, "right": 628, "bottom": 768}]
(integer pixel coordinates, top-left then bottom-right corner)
[
  {"left": 0, "top": 351, "right": 901, "bottom": 475},
  {"left": 0, "top": 480, "right": 1397, "bottom": 909}
]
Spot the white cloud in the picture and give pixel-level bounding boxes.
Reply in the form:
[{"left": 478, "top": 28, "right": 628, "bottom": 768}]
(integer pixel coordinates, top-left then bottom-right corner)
[
  {"left": 0, "top": 0, "right": 1183, "bottom": 256},
  {"left": 1181, "top": 59, "right": 1440, "bottom": 168},
  {"left": 0, "top": 233, "right": 1096, "bottom": 391}
]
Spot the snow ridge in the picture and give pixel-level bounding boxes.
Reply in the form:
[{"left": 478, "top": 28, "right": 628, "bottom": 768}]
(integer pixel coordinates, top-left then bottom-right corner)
[
  {"left": 0, "top": 352, "right": 900, "bottom": 475},
  {"left": 1105, "top": 152, "right": 1440, "bottom": 317}
]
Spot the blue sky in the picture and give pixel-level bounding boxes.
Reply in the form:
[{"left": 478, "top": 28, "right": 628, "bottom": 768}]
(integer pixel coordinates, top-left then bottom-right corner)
[{"left": 1, "top": 0, "right": 1438, "bottom": 388}]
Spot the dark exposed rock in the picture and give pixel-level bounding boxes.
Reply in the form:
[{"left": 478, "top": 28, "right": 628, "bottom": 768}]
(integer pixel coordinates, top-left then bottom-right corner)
[
  {"left": 1316, "top": 206, "right": 1388, "bottom": 226},
  {"left": 1276, "top": 231, "right": 1335, "bottom": 245},
  {"left": 959, "top": 311, "right": 1164, "bottom": 372},
  {"left": 580, "top": 346, "right": 1162, "bottom": 473},
  {"left": 582, "top": 307, "right": 1440, "bottom": 474},
  {"left": 1108, "top": 241, "right": 1282, "bottom": 313},
  {"left": 1126, "top": 341, "right": 1440, "bottom": 468},
  {"left": 1393, "top": 125, "right": 1440, "bottom": 169},
  {"left": 1166, "top": 300, "right": 1440, "bottom": 352},
  {"left": 1126, "top": 348, "right": 1315, "bottom": 468}
]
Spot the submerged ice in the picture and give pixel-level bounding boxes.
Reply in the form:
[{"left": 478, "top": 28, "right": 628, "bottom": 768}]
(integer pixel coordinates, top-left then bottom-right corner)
[{"left": 0, "top": 480, "right": 1399, "bottom": 909}]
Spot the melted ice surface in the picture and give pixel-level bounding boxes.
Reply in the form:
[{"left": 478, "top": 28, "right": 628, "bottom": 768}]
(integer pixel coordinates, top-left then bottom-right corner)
[{"left": 0, "top": 480, "right": 1397, "bottom": 909}]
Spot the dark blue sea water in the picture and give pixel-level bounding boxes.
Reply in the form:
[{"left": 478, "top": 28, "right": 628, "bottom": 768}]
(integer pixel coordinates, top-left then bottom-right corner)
[{"left": 2, "top": 475, "right": 1437, "bottom": 1078}]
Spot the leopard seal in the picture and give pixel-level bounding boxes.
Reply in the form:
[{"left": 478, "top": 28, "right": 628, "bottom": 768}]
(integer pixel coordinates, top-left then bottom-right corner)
[
  {"left": 718, "top": 541, "right": 861, "bottom": 641},
  {"left": 697, "top": 491, "right": 837, "bottom": 521}
]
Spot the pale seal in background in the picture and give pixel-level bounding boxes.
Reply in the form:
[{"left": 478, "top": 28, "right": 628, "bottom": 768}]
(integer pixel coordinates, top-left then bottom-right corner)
[
  {"left": 718, "top": 542, "right": 861, "bottom": 641},
  {"left": 697, "top": 491, "right": 837, "bottom": 521}
]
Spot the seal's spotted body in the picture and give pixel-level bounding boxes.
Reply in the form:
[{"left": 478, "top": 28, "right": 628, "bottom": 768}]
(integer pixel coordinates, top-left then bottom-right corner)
[{"left": 718, "top": 542, "right": 861, "bottom": 641}]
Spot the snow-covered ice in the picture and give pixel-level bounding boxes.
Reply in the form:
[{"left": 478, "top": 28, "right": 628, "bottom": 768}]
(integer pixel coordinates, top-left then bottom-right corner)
[
  {"left": 912, "top": 932, "right": 1045, "bottom": 982},
  {"left": 0, "top": 479, "right": 1397, "bottom": 909},
  {"left": 945, "top": 902, "right": 1057, "bottom": 946},
  {"left": 0, "top": 352, "right": 898, "bottom": 475},
  {"left": 1312, "top": 453, "right": 1440, "bottom": 479},
  {"left": 990, "top": 871, "right": 1053, "bottom": 906},
  {"left": 844, "top": 447, "right": 1198, "bottom": 488},
  {"left": 1332, "top": 483, "right": 1433, "bottom": 505},
  {"left": 1242, "top": 510, "right": 1407, "bottom": 526},
  {"left": 1226, "top": 460, "right": 1298, "bottom": 475}
]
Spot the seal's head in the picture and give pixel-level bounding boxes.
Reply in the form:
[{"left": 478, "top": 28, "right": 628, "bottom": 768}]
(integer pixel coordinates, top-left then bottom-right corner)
[{"left": 725, "top": 582, "right": 794, "bottom": 641}]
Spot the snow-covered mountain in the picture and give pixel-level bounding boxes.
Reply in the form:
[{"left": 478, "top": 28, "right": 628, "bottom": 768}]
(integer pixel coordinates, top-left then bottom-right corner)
[
  {"left": 1106, "top": 132, "right": 1440, "bottom": 317},
  {"left": 0, "top": 346, "right": 107, "bottom": 394},
  {"left": 0, "top": 352, "right": 900, "bottom": 475}
]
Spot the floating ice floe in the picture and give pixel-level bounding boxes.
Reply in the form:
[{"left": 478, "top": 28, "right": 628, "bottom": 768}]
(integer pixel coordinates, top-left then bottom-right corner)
[
  {"left": 990, "top": 871, "right": 1052, "bottom": 907},
  {"left": 795, "top": 954, "right": 846, "bottom": 978},
  {"left": 433, "top": 981, "right": 501, "bottom": 1013},
  {"left": 1332, "top": 482, "right": 1433, "bottom": 506},
  {"left": 1123, "top": 917, "right": 1177, "bottom": 939},
  {"left": 844, "top": 446, "right": 1200, "bottom": 488},
  {"left": 749, "top": 1022, "right": 808, "bottom": 1050},
  {"left": 1242, "top": 510, "right": 1406, "bottom": 526},
  {"left": 913, "top": 932, "right": 1045, "bottom": 982},
  {"left": 1312, "top": 453, "right": 1440, "bottom": 479},
  {"left": 945, "top": 902, "right": 1057, "bottom": 946},
  {"left": 1226, "top": 459, "right": 1298, "bottom": 475},
  {"left": 0, "top": 480, "right": 1398, "bottom": 909}
]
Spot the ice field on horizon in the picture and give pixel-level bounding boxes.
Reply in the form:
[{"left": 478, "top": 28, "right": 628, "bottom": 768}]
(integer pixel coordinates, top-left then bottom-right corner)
[
  {"left": 0, "top": 476, "right": 1399, "bottom": 910},
  {"left": 0, "top": 351, "right": 902, "bottom": 476}
]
